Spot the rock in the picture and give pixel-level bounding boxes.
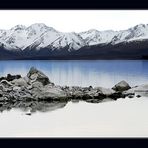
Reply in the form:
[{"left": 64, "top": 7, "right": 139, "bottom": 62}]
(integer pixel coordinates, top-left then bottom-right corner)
[
  {"left": 109, "top": 92, "right": 126, "bottom": 100},
  {"left": 0, "top": 97, "right": 9, "bottom": 102},
  {"left": 96, "top": 87, "right": 115, "bottom": 96},
  {"left": 0, "top": 84, "right": 12, "bottom": 92},
  {"left": 12, "top": 86, "right": 21, "bottom": 91},
  {"left": 0, "top": 67, "right": 145, "bottom": 105},
  {"left": 128, "top": 95, "right": 134, "bottom": 98},
  {"left": 83, "top": 89, "right": 99, "bottom": 99},
  {"left": 0, "top": 85, "right": 4, "bottom": 90},
  {"left": 31, "top": 81, "right": 43, "bottom": 89},
  {"left": 72, "top": 90, "right": 84, "bottom": 99},
  {"left": 86, "top": 99, "right": 101, "bottom": 103},
  {"left": 27, "top": 85, "right": 33, "bottom": 90},
  {"left": 0, "top": 77, "right": 5, "bottom": 82},
  {"left": 26, "top": 113, "right": 31, "bottom": 116},
  {"left": 6, "top": 74, "right": 21, "bottom": 81},
  {"left": 25, "top": 107, "right": 32, "bottom": 115},
  {"left": 71, "top": 99, "right": 79, "bottom": 103},
  {"left": 112, "top": 80, "right": 131, "bottom": 91},
  {"left": 11, "top": 78, "right": 28, "bottom": 87},
  {"left": 32, "top": 85, "right": 67, "bottom": 101},
  {"left": 27, "top": 67, "right": 50, "bottom": 85},
  {"left": 0, "top": 80, "right": 13, "bottom": 87}
]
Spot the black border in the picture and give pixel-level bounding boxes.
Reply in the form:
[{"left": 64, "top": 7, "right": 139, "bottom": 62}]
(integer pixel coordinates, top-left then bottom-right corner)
[
  {"left": 1, "top": 0, "right": 148, "bottom": 147},
  {"left": 0, "top": 138, "right": 148, "bottom": 147},
  {"left": 0, "top": 0, "right": 148, "bottom": 9}
]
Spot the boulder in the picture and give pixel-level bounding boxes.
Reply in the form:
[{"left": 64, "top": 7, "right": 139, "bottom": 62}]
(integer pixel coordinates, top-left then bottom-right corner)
[
  {"left": 72, "top": 90, "right": 84, "bottom": 99},
  {"left": 112, "top": 80, "right": 131, "bottom": 91},
  {"left": 109, "top": 92, "right": 125, "bottom": 100},
  {"left": 84, "top": 89, "right": 99, "bottom": 98},
  {"left": 96, "top": 87, "right": 115, "bottom": 96},
  {"left": 128, "top": 95, "right": 134, "bottom": 98},
  {"left": 31, "top": 84, "right": 67, "bottom": 101},
  {"left": 12, "top": 86, "right": 21, "bottom": 91},
  {"left": 0, "top": 77, "right": 5, "bottom": 82},
  {"left": 0, "top": 80, "right": 13, "bottom": 87},
  {"left": 27, "top": 67, "right": 50, "bottom": 85},
  {"left": 32, "top": 81, "right": 44, "bottom": 89},
  {"left": 11, "top": 78, "right": 28, "bottom": 88},
  {"left": 0, "top": 74, "right": 21, "bottom": 82},
  {"left": 6, "top": 74, "right": 21, "bottom": 81}
]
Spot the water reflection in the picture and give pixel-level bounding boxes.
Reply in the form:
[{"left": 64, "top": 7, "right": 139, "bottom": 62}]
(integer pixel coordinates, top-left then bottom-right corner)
[
  {"left": 0, "top": 101, "right": 68, "bottom": 114},
  {"left": 0, "top": 60, "right": 148, "bottom": 87}
]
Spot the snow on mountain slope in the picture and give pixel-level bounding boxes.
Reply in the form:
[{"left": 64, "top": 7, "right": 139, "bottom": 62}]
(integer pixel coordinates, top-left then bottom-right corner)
[
  {"left": 0, "top": 23, "right": 87, "bottom": 51},
  {"left": 0, "top": 23, "right": 148, "bottom": 53},
  {"left": 0, "top": 23, "right": 59, "bottom": 50},
  {"left": 111, "top": 24, "right": 148, "bottom": 44},
  {"left": 26, "top": 31, "right": 87, "bottom": 51},
  {"left": 79, "top": 29, "right": 118, "bottom": 45},
  {"left": 125, "top": 24, "right": 148, "bottom": 41},
  {"left": 48, "top": 32, "right": 87, "bottom": 51},
  {"left": 80, "top": 24, "right": 148, "bottom": 46}
]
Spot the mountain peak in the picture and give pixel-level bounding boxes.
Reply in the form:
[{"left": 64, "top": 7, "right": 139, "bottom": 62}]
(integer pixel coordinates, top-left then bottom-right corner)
[
  {"left": 27, "top": 23, "right": 57, "bottom": 32},
  {"left": 131, "top": 24, "right": 148, "bottom": 30},
  {"left": 1, "top": 23, "right": 148, "bottom": 54},
  {"left": 10, "top": 25, "right": 26, "bottom": 31},
  {"left": 29, "top": 23, "right": 47, "bottom": 27},
  {"left": 87, "top": 29, "right": 100, "bottom": 33}
]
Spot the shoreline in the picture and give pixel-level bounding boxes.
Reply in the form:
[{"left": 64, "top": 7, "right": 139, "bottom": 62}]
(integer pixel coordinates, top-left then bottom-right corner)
[{"left": 0, "top": 67, "right": 147, "bottom": 114}]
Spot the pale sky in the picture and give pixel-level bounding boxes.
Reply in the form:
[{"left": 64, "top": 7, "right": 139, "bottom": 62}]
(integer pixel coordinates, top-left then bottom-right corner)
[{"left": 1, "top": 10, "right": 148, "bottom": 32}]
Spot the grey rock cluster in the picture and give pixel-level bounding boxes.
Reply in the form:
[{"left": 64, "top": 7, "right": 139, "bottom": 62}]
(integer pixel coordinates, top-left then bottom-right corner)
[{"left": 0, "top": 67, "right": 144, "bottom": 104}]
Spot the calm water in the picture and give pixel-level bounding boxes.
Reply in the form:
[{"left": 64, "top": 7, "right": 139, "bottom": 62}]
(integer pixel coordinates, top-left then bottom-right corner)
[
  {"left": 1, "top": 97, "right": 148, "bottom": 137},
  {"left": 0, "top": 60, "right": 148, "bottom": 87}
]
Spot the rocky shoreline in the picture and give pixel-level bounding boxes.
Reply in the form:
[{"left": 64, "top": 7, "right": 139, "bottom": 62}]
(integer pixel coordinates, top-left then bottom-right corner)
[{"left": 0, "top": 67, "right": 147, "bottom": 114}]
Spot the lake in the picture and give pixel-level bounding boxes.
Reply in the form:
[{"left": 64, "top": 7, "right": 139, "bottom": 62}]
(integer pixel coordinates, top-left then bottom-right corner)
[
  {"left": 0, "top": 60, "right": 148, "bottom": 88},
  {"left": 0, "top": 60, "right": 148, "bottom": 137}
]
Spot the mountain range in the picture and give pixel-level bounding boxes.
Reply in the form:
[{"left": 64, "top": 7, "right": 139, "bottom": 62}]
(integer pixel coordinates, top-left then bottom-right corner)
[{"left": 1, "top": 23, "right": 148, "bottom": 59}]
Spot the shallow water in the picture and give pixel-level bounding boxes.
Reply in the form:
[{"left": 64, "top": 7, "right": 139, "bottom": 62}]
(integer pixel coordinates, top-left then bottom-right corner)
[{"left": 0, "top": 60, "right": 148, "bottom": 87}]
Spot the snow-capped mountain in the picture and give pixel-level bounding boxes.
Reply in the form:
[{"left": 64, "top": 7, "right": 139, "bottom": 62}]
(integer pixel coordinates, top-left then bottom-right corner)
[
  {"left": 110, "top": 24, "right": 148, "bottom": 44},
  {"left": 79, "top": 24, "right": 148, "bottom": 45},
  {"left": 1, "top": 23, "right": 148, "bottom": 59},
  {"left": 79, "top": 29, "right": 118, "bottom": 45}
]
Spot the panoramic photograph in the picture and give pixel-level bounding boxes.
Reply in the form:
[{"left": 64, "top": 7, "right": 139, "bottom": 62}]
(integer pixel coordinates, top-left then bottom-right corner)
[{"left": 0, "top": 10, "right": 148, "bottom": 137}]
